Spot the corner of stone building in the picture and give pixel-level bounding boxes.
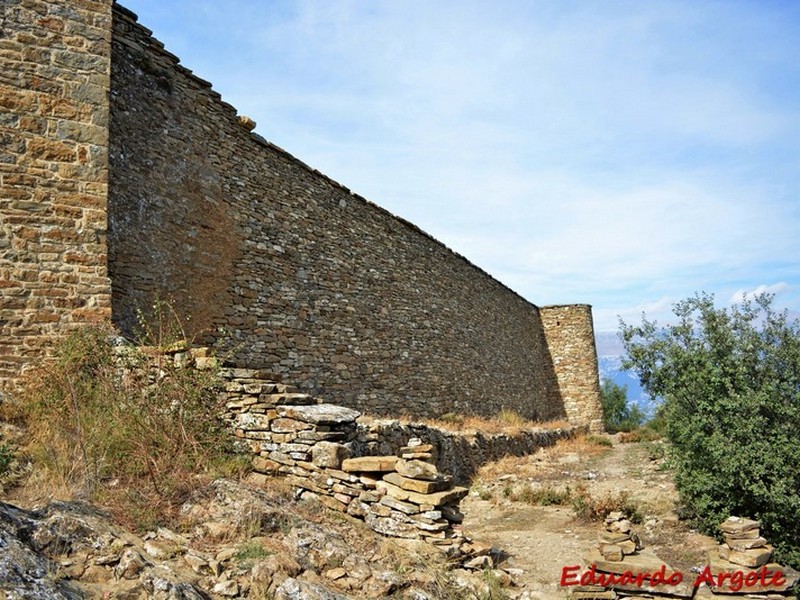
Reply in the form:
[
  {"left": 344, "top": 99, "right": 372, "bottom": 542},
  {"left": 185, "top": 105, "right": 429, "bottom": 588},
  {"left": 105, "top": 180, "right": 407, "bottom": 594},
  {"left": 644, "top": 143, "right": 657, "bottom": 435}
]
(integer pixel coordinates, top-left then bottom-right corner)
[
  {"left": 0, "top": 0, "right": 115, "bottom": 391},
  {"left": 539, "top": 304, "right": 605, "bottom": 433}
]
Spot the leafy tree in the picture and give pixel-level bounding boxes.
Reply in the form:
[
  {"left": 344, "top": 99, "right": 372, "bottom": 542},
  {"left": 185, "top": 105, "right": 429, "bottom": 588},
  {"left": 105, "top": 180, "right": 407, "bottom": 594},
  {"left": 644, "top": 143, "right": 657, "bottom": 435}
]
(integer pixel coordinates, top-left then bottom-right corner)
[
  {"left": 620, "top": 293, "right": 800, "bottom": 567},
  {"left": 600, "top": 379, "right": 645, "bottom": 432}
]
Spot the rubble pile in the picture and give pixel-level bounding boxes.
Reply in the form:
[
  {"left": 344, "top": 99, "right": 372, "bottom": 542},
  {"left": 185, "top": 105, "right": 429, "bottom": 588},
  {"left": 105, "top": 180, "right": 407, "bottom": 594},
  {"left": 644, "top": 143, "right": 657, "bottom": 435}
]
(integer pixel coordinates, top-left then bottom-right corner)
[
  {"left": 598, "top": 511, "right": 642, "bottom": 562},
  {"left": 221, "top": 369, "right": 469, "bottom": 550},
  {"left": 700, "top": 517, "right": 798, "bottom": 598}
]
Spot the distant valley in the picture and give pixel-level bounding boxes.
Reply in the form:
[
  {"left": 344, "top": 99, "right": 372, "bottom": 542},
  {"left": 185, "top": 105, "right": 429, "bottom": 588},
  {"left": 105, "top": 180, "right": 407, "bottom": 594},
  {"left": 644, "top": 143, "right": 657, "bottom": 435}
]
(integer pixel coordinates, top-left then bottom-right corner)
[{"left": 595, "top": 331, "right": 658, "bottom": 417}]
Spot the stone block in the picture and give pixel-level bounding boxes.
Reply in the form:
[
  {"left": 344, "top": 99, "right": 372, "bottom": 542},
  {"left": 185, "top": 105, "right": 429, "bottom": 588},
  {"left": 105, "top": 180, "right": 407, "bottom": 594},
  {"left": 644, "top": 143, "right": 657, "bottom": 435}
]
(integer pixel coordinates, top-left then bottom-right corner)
[
  {"left": 719, "top": 517, "right": 760, "bottom": 535},
  {"left": 379, "top": 495, "right": 420, "bottom": 515},
  {"left": 718, "top": 543, "right": 773, "bottom": 568},
  {"left": 311, "top": 442, "right": 350, "bottom": 469},
  {"left": 235, "top": 412, "right": 271, "bottom": 431},
  {"left": 598, "top": 543, "right": 623, "bottom": 561},
  {"left": 706, "top": 552, "right": 799, "bottom": 593},
  {"left": 382, "top": 472, "right": 452, "bottom": 494},
  {"left": 376, "top": 480, "right": 468, "bottom": 507},
  {"left": 724, "top": 536, "right": 767, "bottom": 551},
  {"left": 277, "top": 403, "right": 360, "bottom": 425},
  {"left": 395, "top": 459, "right": 439, "bottom": 481},
  {"left": 252, "top": 456, "right": 280, "bottom": 473},
  {"left": 341, "top": 456, "right": 398, "bottom": 473},
  {"left": 270, "top": 418, "right": 311, "bottom": 433}
]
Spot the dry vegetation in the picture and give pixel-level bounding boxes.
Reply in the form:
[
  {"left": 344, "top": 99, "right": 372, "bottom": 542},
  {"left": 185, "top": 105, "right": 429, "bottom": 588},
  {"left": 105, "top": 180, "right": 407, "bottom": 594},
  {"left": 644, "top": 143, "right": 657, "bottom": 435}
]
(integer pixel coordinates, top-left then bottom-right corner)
[
  {"left": 391, "top": 409, "right": 571, "bottom": 436},
  {"left": 468, "top": 434, "right": 646, "bottom": 523},
  {"left": 1, "top": 325, "right": 249, "bottom": 531}
]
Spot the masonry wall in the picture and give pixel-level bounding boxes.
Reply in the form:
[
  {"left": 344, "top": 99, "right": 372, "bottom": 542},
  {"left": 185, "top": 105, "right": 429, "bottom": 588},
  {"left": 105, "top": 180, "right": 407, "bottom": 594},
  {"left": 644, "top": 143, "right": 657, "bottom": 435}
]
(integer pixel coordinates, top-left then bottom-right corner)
[
  {"left": 0, "top": 0, "right": 112, "bottom": 390},
  {"left": 107, "top": 6, "right": 569, "bottom": 421},
  {"left": 540, "top": 305, "right": 604, "bottom": 432}
]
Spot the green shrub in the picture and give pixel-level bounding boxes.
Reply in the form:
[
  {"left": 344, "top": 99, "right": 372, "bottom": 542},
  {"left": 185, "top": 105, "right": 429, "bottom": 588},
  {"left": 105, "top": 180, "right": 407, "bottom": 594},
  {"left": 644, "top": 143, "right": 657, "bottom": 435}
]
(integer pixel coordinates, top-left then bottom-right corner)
[{"left": 621, "top": 293, "right": 800, "bottom": 567}]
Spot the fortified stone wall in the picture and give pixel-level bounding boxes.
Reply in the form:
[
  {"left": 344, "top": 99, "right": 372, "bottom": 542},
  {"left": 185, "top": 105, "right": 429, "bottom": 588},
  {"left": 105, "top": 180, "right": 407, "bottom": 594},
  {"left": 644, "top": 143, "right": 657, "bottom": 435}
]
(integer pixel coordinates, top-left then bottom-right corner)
[
  {"left": 1, "top": 2, "right": 604, "bottom": 432},
  {"left": 107, "top": 5, "right": 573, "bottom": 422},
  {"left": 0, "top": 0, "right": 112, "bottom": 389}
]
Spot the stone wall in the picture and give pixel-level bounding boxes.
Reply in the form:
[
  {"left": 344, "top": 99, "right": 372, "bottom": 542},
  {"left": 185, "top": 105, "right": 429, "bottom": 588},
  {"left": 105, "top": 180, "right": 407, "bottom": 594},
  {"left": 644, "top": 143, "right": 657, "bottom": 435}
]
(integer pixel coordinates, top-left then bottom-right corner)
[
  {"left": 107, "top": 4, "right": 589, "bottom": 424},
  {"left": 0, "top": 0, "right": 113, "bottom": 391},
  {"left": 540, "top": 305, "right": 604, "bottom": 433},
  {"left": 1, "top": 1, "right": 604, "bottom": 432},
  {"left": 219, "top": 363, "right": 577, "bottom": 548}
]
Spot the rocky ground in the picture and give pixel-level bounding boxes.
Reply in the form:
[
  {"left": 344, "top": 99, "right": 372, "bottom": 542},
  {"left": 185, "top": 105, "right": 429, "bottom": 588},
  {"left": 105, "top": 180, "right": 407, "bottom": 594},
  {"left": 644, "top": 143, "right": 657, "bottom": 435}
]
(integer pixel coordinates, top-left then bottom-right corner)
[
  {"left": 0, "top": 434, "right": 717, "bottom": 599},
  {"left": 461, "top": 435, "right": 720, "bottom": 599}
]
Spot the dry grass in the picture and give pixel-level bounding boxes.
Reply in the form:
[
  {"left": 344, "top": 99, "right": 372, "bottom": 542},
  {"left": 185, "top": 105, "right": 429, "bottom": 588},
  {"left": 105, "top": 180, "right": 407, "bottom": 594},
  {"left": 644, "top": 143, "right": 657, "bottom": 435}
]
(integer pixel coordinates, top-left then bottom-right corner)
[
  {"left": 384, "top": 410, "right": 572, "bottom": 436},
  {"left": 474, "top": 433, "right": 611, "bottom": 482},
  {"left": 6, "top": 324, "right": 249, "bottom": 531},
  {"left": 548, "top": 433, "right": 613, "bottom": 457}
]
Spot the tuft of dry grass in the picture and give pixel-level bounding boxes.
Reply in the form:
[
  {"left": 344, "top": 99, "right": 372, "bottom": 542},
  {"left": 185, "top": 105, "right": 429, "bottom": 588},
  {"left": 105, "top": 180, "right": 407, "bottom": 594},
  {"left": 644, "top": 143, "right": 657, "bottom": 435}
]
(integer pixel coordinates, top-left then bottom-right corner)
[
  {"left": 548, "top": 433, "right": 613, "bottom": 458},
  {"left": 7, "top": 324, "right": 248, "bottom": 531},
  {"left": 386, "top": 410, "right": 572, "bottom": 436},
  {"left": 474, "top": 433, "right": 615, "bottom": 484}
]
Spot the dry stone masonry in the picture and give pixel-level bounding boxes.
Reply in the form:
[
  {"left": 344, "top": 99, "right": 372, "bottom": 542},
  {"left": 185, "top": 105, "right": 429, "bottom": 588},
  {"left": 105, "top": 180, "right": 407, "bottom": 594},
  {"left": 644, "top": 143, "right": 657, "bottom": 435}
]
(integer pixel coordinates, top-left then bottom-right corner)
[
  {"left": 219, "top": 362, "right": 577, "bottom": 552},
  {"left": 702, "top": 517, "right": 798, "bottom": 596},
  {"left": 597, "top": 511, "right": 642, "bottom": 562},
  {"left": 0, "top": 0, "right": 113, "bottom": 384},
  {"left": 2, "top": 0, "right": 604, "bottom": 433},
  {"left": 572, "top": 515, "right": 799, "bottom": 600}
]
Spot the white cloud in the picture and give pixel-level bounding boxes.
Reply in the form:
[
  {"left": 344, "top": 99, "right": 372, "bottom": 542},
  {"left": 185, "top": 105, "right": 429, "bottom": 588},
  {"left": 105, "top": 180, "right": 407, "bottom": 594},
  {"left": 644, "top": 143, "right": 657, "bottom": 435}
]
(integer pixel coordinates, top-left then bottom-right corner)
[
  {"left": 730, "top": 283, "right": 790, "bottom": 305},
  {"left": 119, "top": 0, "right": 800, "bottom": 336}
]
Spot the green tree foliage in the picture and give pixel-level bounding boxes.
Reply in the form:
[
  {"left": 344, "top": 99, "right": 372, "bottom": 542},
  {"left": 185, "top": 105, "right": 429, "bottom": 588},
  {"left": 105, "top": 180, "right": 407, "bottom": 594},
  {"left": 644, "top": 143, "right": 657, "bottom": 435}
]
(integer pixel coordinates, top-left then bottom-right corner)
[
  {"left": 620, "top": 293, "right": 800, "bottom": 567},
  {"left": 600, "top": 379, "right": 645, "bottom": 432}
]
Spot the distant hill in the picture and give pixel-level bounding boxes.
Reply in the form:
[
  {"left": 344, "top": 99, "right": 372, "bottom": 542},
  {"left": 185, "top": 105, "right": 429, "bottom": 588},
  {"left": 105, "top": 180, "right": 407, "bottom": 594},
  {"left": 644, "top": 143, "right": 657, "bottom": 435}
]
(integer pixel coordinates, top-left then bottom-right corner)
[{"left": 595, "top": 331, "right": 659, "bottom": 418}]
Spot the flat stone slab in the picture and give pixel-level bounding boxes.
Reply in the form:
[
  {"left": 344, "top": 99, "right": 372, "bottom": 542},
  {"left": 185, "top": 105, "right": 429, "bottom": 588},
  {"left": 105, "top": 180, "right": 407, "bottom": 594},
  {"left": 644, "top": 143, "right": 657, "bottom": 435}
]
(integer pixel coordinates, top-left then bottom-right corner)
[
  {"left": 395, "top": 459, "right": 439, "bottom": 481},
  {"left": 582, "top": 549, "right": 695, "bottom": 597},
  {"left": 341, "top": 456, "right": 399, "bottom": 472},
  {"left": 276, "top": 404, "right": 360, "bottom": 425},
  {"left": 719, "top": 517, "right": 760, "bottom": 535},
  {"left": 382, "top": 472, "right": 452, "bottom": 494},
  {"left": 376, "top": 480, "right": 468, "bottom": 508},
  {"left": 704, "top": 552, "right": 798, "bottom": 593},
  {"left": 718, "top": 543, "right": 773, "bottom": 568}
]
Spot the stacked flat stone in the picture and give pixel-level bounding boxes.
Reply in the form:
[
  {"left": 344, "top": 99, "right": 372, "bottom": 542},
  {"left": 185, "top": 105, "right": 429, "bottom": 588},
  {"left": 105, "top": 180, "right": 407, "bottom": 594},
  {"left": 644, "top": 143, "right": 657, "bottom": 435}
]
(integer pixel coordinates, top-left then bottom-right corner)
[
  {"left": 701, "top": 516, "right": 799, "bottom": 597},
  {"left": 342, "top": 452, "right": 467, "bottom": 548},
  {"left": 717, "top": 517, "right": 772, "bottom": 568},
  {"left": 223, "top": 371, "right": 467, "bottom": 548},
  {"left": 598, "top": 511, "right": 642, "bottom": 561}
]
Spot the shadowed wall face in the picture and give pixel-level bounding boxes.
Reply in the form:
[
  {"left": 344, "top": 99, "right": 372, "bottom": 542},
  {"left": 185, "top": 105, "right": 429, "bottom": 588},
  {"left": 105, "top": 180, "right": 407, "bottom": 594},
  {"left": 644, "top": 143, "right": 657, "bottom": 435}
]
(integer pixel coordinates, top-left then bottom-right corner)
[
  {"left": 108, "top": 7, "right": 567, "bottom": 421},
  {"left": 0, "top": 0, "right": 112, "bottom": 389}
]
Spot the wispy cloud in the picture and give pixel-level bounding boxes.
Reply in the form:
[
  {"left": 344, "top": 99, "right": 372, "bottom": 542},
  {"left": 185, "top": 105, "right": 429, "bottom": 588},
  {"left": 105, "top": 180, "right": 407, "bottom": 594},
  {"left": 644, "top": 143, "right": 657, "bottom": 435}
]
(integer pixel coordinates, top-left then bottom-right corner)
[{"left": 730, "top": 283, "right": 790, "bottom": 305}]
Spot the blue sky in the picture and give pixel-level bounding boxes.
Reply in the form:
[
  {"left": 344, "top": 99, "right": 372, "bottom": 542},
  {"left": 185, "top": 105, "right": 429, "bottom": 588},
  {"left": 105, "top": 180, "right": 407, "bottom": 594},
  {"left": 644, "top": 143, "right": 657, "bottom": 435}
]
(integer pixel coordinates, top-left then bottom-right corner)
[{"left": 119, "top": 0, "right": 800, "bottom": 333}]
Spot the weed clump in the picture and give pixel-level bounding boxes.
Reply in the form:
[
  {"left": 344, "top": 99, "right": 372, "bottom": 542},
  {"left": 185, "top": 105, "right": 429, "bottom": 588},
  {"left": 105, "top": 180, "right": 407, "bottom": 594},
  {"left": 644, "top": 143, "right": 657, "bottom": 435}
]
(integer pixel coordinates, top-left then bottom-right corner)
[
  {"left": 571, "top": 486, "right": 643, "bottom": 524},
  {"left": 13, "top": 324, "right": 245, "bottom": 530}
]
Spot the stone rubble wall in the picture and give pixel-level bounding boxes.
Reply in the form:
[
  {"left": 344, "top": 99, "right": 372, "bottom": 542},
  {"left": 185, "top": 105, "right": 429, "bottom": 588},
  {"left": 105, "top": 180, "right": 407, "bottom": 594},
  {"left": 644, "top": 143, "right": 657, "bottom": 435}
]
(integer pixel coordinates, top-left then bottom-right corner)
[
  {"left": 218, "top": 364, "right": 578, "bottom": 547},
  {"left": 107, "top": 4, "right": 603, "bottom": 427},
  {"left": 0, "top": 0, "right": 113, "bottom": 390},
  {"left": 2, "top": 0, "right": 605, "bottom": 434}
]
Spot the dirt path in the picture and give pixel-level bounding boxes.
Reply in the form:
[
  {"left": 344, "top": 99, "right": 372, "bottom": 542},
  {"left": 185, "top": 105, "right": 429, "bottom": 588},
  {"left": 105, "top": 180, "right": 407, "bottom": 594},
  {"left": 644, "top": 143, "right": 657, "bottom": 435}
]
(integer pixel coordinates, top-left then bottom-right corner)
[{"left": 460, "top": 437, "right": 717, "bottom": 599}]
